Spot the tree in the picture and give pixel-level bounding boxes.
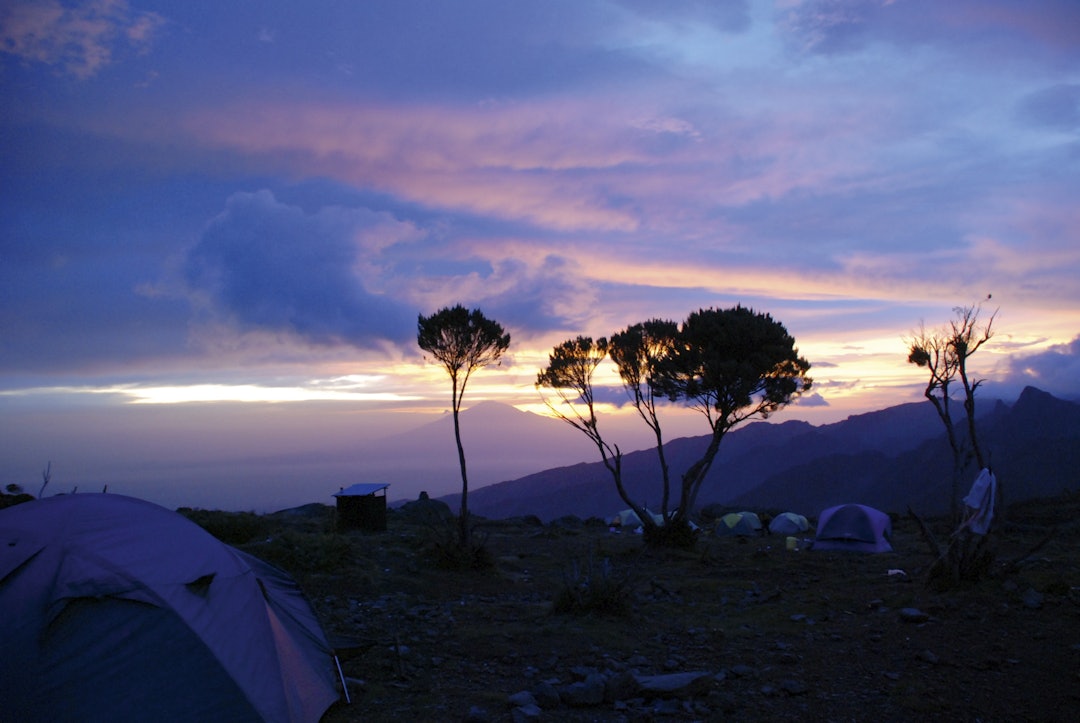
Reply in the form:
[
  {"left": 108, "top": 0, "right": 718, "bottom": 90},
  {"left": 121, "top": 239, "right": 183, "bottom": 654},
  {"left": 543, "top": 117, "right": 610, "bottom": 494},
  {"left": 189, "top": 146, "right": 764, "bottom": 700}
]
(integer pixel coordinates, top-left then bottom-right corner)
[
  {"left": 609, "top": 320, "right": 679, "bottom": 522},
  {"left": 906, "top": 298, "right": 997, "bottom": 521},
  {"left": 418, "top": 305, "right": 510, "bottom": 547},
  {"left": 538, "top": 306, "right": 811, "bottom": 548},
  {"left": 536, "top": 336, "right": 633, "bottom": 510},
  {"left": 651, "top": 306, "right": 812, "bottom": 526}
]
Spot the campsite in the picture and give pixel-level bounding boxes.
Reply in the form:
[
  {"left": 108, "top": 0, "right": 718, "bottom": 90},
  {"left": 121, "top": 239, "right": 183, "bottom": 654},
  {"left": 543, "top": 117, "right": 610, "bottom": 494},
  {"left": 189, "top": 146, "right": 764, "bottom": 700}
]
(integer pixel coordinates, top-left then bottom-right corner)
[
  {"left": 176, "top": 495, "right": 1080, "bottom": 719},
  {"left": 3, "top": 487, "right": 1079, "bottom": 721}
]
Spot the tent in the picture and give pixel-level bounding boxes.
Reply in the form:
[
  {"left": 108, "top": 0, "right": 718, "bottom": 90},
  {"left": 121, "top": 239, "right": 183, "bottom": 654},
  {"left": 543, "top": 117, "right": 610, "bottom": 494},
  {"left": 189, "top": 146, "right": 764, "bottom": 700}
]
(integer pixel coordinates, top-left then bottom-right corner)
[
  {"left": 714, "top": 511, "right": 762, "bottom": 537},
  {"left": 813, "top": 503, "right": 893, "bottom": 553},
  {"left": 768, "top": 512, "right": 809, "bottom": 536},
  {"left": 610, "top": 508, "right": 663, "bottom": 529},
  {"left": 0, "top": 494, "right": 341, "bottom": 723}
]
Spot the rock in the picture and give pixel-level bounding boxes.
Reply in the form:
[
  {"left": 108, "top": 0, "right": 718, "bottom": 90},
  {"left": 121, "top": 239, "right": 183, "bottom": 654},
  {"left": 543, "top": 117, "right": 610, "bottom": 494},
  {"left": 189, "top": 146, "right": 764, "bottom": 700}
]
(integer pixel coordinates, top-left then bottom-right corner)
[
  {"left": 604, "top": 670, "right": 639, "bottom": 702},
  {"left": 507, "top": 691, "right": 536, "bottom": 708},
  {"left": 532, "top": 680, "right": 560, "bottom": 709},
  {"left": 511, "top": 704, "right": 542, "bottom": 722},
  {"left": 899, "top": 607, "right": 930, "bottom": 623},
  {"left": 917, "top": 649, "right": 940, "bottom": 665},
  {"left": 729, "top": 664, "right": 757, "bottom": 679},
  {"left": 1022, "top": 588, "right": 1045, "bottom": 609},
  {"left": 780, "top": 678, "right": 809, "bottom": 696},
  {"left": 634, "top": 671, "right": 713, "bottom": 698},
  {"left": 462, "top": 705, "right": 490, "bottom": 723},
  {"left": 561, "top": 673, "right": 606, "bottom": 707}
]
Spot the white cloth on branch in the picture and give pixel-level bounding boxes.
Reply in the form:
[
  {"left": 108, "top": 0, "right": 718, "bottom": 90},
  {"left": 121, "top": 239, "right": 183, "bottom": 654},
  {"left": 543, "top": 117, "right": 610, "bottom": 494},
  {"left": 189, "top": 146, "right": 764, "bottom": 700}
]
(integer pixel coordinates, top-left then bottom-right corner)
[{"left": 962, "top": 467, "right": 997, "bottom": 535}]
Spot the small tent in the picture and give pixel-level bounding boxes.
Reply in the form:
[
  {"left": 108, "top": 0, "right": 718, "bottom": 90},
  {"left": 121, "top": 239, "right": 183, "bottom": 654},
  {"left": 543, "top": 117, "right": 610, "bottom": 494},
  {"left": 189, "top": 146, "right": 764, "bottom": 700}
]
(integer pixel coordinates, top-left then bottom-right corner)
[
  {"left": 610, "top": 508, "right": 663, "bottom": 529},
  {"left": 0, "top": 494, "right": 341, "bottom": 723},
  {"left": 768, "top": 511, "right": 809, "bottom": 536},
  {"left": 714, "top": 511, "right": 762, "bottom": 537},
  {"left": 813, "top": 503, "right": 893, "bottom": 553}
]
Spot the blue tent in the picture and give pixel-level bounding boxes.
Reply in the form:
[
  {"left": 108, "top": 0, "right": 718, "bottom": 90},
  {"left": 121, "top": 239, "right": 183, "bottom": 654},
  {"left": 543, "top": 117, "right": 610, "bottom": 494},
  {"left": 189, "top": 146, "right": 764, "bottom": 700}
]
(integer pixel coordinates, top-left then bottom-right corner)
[
  {"left": 813, "top": 504, "right": 893, "bottom": 553},
  {"left": 0, "top": 494, "right": 341, "bottom": 722}
]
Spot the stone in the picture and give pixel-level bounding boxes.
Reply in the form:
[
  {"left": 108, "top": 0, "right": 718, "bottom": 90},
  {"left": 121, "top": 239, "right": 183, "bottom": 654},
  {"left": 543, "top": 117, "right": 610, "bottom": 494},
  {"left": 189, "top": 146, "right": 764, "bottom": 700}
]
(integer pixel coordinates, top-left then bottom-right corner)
[
  {"left": 532, "top": 680, "right": 560, "bottom": 709},
  {"left": 634, "top": 671, "right": 713, "bottom": 698},
  {"left": 511, "top": 704, "right": 542, "bottom": 722},
  {"left": 561, "top": 673, "right": 606, "bottom": 707},
  {"left": 507, "top": 691, "right": 536, "bottom": 708},
  {"left": 1022, "top": 588, "right": 1045, "bottom": 609},
  {"left": 604, "top": 670, "right": 640, "bottom": 702},
  {"left": 899, "top": 607, "right": 930, "bottom": 623}
]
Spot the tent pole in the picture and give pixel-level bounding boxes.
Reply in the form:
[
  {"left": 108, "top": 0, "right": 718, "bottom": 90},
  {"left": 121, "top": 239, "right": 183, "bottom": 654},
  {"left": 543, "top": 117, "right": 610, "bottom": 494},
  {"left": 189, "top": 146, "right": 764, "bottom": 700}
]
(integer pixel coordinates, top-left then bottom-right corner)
[{"left": 334, "top": 654, "right": 351, "bottom": 704}]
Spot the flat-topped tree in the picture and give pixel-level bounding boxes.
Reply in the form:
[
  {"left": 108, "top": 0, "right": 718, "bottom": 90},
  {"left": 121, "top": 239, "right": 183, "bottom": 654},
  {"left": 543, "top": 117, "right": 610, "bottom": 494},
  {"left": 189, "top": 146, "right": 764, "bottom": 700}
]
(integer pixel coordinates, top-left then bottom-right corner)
[
  {"left": 538, "top": 306, "right": 811, "bottom": 548},
  {"left": 650, "top": 306, "right": 812, "bottom": 538},
  {"left": 418, "top": 305, "right": 510, "bottom": 548}
]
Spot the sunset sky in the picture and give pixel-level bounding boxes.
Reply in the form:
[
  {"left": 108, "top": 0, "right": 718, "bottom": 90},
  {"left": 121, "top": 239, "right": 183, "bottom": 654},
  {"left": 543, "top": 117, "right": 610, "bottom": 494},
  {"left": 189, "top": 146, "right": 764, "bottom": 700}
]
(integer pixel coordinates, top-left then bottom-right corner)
[{"left": 2, "top": 1, "right": 1079, "bottom": 508}]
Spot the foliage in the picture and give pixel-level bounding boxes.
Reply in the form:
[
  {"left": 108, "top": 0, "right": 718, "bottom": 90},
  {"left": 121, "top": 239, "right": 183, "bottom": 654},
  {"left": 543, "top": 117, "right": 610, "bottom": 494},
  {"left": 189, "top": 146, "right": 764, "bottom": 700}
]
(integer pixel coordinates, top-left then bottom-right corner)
[
  {"left": 538, "top": 306, "right": 811, "bottom": 548},
  {"left": 610, "top": 320, "right": 680, "bottom": 518},
  {"left": 642, "top": 518, "right": 699, "bottom": 550},
  {"left": 178, "top": 508, "right": 277, "bottom": 545},
  {"left": 417, "top": 304, "right": 510, "bottom": 548},
  {"left": 552, "top": 547, "right": 632, "bottom": 617},
  {"left": 243, "top": 530, "right": 354, "bottom": 575},
  {"left": 650, "top": 306, "right": 811, "bottom": 518},
  {"left": 421, "top": 516, "right": 494, "bottom": 571}
]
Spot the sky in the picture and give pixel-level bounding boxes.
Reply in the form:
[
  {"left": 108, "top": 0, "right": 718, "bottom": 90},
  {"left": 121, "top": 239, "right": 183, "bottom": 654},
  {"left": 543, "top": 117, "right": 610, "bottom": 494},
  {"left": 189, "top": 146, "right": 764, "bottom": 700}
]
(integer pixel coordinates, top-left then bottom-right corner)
[{"left": 2, "top": 0, "right": 1079, "bottom": 509}]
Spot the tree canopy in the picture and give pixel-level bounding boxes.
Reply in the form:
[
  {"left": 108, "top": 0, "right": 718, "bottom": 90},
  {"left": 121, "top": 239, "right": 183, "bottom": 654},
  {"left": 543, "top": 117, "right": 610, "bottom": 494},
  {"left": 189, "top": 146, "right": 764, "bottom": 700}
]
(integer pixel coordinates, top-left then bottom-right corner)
[{"left": 537, "top": 305, "right": 811, "bottom": 547}]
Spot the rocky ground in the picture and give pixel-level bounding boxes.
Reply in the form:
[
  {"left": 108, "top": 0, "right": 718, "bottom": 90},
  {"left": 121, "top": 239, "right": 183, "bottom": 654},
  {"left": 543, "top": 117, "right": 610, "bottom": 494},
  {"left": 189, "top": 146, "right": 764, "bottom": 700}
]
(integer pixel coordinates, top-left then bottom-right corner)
[{"left": 229, "top": 494, "right": 1080, "bottom": 722}]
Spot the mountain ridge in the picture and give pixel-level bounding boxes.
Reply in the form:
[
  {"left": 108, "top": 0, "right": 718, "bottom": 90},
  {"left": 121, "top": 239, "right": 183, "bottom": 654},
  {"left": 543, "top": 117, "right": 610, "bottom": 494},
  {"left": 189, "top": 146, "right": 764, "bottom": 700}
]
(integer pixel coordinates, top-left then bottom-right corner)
[{"left": 437, "top": 387, "right": 1080, "bottom": 522}]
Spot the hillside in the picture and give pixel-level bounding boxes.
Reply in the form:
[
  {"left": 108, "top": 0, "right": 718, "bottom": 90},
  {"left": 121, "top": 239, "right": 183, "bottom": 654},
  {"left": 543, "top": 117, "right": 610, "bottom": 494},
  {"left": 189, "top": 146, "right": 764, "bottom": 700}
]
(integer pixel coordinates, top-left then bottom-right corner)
[{"left": 443, "top": 387, "right": 1080, "bottom": 522}]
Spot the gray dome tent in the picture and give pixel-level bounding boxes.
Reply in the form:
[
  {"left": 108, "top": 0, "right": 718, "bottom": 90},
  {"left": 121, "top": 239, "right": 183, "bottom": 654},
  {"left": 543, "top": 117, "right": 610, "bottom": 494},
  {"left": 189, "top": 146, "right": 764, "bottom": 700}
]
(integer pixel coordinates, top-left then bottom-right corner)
[{"left": 0, "top": 494, "right": 341, "bottom": 722}]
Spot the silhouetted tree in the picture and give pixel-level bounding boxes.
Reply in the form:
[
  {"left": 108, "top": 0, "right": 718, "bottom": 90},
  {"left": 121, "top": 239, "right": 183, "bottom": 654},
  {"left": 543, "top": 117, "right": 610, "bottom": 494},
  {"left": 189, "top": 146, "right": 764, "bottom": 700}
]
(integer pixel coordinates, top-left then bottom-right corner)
[
  {"left": 418, "top": 305, "right": 510, "bottom": 547},
  {"left": 536, "top": 336, "right": 631, "bottom": 505},
  {"left": 538, "top": 306, "right": 811, "bottom": 548},
  {"left": 907, "top": 298, "right": 997, "bottom": 521},
  {"left": 651, "top": 306, "right": 812, "bottom": 536},
  {"left": 609, "top": 320, "right": 679, "bottom": 523}
]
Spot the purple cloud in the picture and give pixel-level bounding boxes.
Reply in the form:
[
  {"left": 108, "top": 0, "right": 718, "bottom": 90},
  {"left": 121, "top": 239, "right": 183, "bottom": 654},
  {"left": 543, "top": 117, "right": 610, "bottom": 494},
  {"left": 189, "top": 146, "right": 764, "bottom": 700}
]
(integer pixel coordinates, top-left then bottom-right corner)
[{"left": 184, "top": 191, "right": 416, "bottom": 348}]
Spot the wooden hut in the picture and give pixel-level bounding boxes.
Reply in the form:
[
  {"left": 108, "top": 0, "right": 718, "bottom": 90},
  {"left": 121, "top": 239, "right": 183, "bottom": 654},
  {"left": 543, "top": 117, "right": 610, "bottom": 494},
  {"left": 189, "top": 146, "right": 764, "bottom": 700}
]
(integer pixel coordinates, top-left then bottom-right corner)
[{"left": 333, "top": 483, "right": 389, "bottom": 532}]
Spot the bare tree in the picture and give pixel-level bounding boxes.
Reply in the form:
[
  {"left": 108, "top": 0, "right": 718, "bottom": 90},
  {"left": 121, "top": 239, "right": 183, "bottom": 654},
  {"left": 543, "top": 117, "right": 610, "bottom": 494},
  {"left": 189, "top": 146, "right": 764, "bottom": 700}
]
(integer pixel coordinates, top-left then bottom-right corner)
[
  {"left": 907, "top": 298, "right": 997, "bottom": 520},
  {"left": 418, "top": 305, "right": 510, "bottom": 547}
]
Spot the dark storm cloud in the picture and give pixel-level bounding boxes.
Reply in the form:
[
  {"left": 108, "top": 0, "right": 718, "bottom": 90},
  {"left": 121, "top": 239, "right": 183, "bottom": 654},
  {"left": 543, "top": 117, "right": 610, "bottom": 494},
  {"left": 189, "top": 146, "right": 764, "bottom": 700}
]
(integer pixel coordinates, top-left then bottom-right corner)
[{"left": 184, "top": 191, "right": 415, "bottom": 348}]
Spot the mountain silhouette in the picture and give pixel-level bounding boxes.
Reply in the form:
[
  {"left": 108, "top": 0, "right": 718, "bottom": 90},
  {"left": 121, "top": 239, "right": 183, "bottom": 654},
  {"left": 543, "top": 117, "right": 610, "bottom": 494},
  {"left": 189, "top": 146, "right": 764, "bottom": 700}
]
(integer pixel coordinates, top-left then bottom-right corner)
[{"left": 441, "top": 387, "right": 1080, "bottom": 522}]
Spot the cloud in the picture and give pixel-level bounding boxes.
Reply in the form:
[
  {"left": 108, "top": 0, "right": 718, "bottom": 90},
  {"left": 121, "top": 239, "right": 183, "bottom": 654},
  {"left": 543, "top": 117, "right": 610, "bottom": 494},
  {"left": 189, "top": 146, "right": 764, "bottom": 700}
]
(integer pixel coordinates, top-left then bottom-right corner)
[
  {"left": 1017, "top": 84, "right": 1080, "bottom": 131},
  {"left": 1001, "top": 335, "right": 1080, "bottom": 401},
  {"left": 780, "top": 1, "right": 1080, "bottom": 63},
  {"left": 0, "top": 0, "right": 164, "bottom": 79},
  {"left": 183, "top": 191, "right": 416, "bottom": 349}
]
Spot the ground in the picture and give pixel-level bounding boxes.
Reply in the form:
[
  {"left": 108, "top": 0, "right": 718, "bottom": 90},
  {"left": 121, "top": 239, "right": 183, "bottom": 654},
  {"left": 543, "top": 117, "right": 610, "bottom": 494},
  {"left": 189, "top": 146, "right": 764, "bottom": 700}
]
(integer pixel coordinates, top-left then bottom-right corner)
[{"left": 227, "top": 495, "right": 1080, "bottom": 722}]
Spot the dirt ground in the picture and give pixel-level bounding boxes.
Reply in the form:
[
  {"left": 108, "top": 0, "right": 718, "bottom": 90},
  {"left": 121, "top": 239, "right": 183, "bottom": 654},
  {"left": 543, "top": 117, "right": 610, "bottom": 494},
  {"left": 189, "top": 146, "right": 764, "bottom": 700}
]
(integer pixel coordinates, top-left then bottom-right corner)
[{"left": 246, "top": 495, "right": 1080, "bottom": 722}]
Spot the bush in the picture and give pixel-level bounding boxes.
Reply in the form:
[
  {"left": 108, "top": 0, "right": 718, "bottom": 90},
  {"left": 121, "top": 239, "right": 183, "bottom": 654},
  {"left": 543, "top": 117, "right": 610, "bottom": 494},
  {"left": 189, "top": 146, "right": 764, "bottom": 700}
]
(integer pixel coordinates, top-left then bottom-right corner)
[
  {"left": 422, "top": 519, "right": 494, "bottom": 571},
  {"left": 552, "top": 548, "right": 632, "bottom": 617},
  {"left": 177, "top": 508, "right": 275, "bottom": 545},
  {"left": 244, "top": 530, "right": 354, "bottom": 575},
  {"left": 643, "top": 519, "right": 699, "bottom": 550}
]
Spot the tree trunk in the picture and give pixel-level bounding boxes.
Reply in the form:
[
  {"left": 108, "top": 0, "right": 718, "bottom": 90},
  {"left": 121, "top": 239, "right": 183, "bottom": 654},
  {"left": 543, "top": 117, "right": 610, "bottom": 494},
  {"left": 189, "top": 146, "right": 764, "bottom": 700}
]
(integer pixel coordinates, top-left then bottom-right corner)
[{"left": 451, "top": 379, "right": 470, "bottom": 547}]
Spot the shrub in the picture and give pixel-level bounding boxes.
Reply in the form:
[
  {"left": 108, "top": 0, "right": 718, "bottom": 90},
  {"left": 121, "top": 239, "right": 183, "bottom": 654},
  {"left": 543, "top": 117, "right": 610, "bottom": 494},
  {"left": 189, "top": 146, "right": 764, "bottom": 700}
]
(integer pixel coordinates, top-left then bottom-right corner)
[
  {"left": 244, "top": 530, "right": 354, "bottom": 575},
  {"left": 552, "top": 548, "right": 632, "bottom": 617},
  {"left": 177, "top": 508, "right": 275, "bottom": 545},
  {"left": 421, "top": 517, "right": 494, "bottom": 571}
]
